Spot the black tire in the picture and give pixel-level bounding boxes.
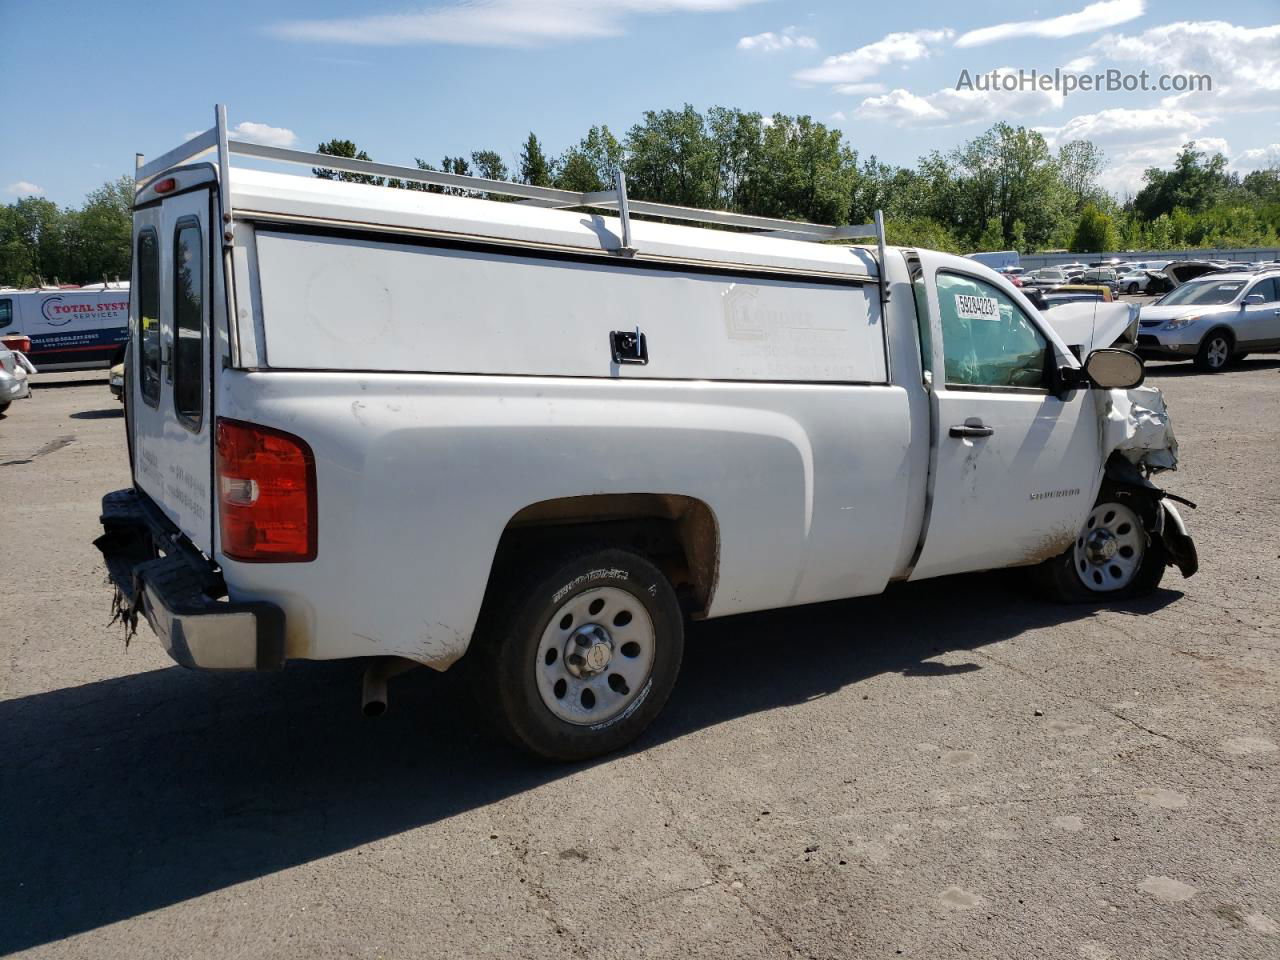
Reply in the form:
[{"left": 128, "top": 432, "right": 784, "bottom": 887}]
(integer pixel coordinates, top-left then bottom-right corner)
[
  {"left": 470, "top": 545, "right": 684, "bottom": 762},
  {"left": 1193, "top": 329, "right": 1233, "bottom": 372},
  {"left": 1126, "top": 282, "right": 1139, "bottom": 295},
  {"left": 1032, "top": 492, "right": 1167, "bottom": 603},
  {"left": 0, "top": 401, "right": 9, "bottom": 415}
]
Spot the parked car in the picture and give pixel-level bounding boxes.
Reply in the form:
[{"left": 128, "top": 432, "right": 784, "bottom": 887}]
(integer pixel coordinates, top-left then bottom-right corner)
[
  {"left": 1167, "top": 261, "right": 1223, "bottom": 288},
  {"left": 1048, "top": 284, "right": 1114, "bottom": 302},
  {"left": 109, "top": 361, "right": 125, "bottom": 401},
  {"left": 1137, "top": 270, "right": 1280, "bottom": 371},
  {"left": 1079, "top": 269, "right": 1120, "bottom": 294},
  {"left": 0, "top": 335, "right": 36, "bottom": 415},
  {"left": 1043, "top": 291, "right": 1106, "bottom": 308},
  {"left": 1022, "top": 267, "right": 1068, "bottom": 289},
  {"left": 1056, "top": 262, "right": 1088, "bottom": 275},
  {"left": 97, "top": 109, "right": 1199, "bottom": 761},
  {"left": 1118, "top": 269, "right": 1162, "bottom": 295}
]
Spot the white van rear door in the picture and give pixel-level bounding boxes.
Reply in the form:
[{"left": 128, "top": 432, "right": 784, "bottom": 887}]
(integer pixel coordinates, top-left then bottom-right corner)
[{"left": 129, "top": 188, "right": 215, "bottom": 553}]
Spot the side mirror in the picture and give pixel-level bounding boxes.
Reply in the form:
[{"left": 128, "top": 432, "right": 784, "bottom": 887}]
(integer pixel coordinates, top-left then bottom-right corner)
[
  {"left": 1242, "top": 293, "right": 1265, "bottom": 306},
  {"left": 1084, "top": 347, "right": 1145, "bottom": 389}
]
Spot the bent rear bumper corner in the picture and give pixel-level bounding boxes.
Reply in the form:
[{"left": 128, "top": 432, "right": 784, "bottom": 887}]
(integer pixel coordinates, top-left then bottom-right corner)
[{"left": 96, "top": 488, "right": 285, "bottom": 671}]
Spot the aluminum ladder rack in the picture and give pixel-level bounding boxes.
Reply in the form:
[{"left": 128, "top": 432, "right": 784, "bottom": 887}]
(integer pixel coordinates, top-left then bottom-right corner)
[{"left": 136, "top": 105, "right": 890, "bottom": 303}]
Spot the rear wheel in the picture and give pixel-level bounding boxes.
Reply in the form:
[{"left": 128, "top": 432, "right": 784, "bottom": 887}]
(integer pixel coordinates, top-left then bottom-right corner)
[
  {"left": 1194, "top": 330, "right": 1233, "bottom": 372},
  {"left": 1033, "top": 497, "right": 1166, "bottom": 602},
  {"left": 1126, "top": 282, "right": 1140, "bottom": 295},
  {"left": 471, "top": 545, "right": 684, "bottom": 761},
  {"left": 0, "top": 401, "right": 10, "bottom": 415}
]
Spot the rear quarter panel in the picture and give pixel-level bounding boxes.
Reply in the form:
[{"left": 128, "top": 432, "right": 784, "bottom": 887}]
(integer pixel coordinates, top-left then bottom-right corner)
[{"left": 215, "top": 371, "right": 915, "bottom": 668}]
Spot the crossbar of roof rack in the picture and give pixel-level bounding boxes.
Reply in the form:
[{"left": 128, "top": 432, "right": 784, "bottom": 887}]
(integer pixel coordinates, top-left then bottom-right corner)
[
  {"left": 230, "top": 140, "right": 873, "bottom": 241},
  {"left": 134, "top": 106, "right": 889, "bottom": 276}
]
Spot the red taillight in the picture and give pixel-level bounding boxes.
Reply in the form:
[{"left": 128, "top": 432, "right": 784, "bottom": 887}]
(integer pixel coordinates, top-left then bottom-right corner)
[
  {"left": 2, "top": 335, "right": 31, "bottom": 353},
  {"left": 153, "top": 177, "right": 177, "bottom": 195},
  {"left": 216, "top": 417, "right": 317, "bottom": 562}
]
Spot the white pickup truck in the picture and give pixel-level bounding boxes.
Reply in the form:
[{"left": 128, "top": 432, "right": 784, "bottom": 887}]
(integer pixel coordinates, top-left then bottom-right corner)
[{"left": 98, "top": 108, "right": 1197, "bottom": 761}]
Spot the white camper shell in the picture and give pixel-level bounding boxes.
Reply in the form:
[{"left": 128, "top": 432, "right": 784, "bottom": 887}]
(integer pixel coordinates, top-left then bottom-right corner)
[{"left": 98, "top": 107, "right": 1196, "bottom": 761}]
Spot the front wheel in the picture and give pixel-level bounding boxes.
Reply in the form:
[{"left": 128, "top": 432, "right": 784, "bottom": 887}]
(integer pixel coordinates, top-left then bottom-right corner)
[
  {"left": 1127, "top": 282, "right": 1140, "bottom": 295},
  {"left": 471, "top": 545, "right": 684, "bottom": 761},
  {"left": 1194, "top": 331, "right": 1233, "bottom": 372},
  {"left": 1033, "top": 498, "right": 1166, "bottom": 602},
  {"left": 0, "top": 401, "right": 10, "bottom": 415}
]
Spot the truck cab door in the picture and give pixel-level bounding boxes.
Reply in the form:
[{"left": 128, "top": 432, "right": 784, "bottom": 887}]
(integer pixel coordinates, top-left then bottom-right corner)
[
  {"left": 128, "top": 188, "right": 215, "bottom": 554},
  {"left": 909, "top": 255, "right": 1102, "bottom": 581}
]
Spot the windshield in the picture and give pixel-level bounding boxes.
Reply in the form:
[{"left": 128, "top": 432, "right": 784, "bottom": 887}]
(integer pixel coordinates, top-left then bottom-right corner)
[{"left": 1157, "top": 279, "right": 1246, "bottom": 306}]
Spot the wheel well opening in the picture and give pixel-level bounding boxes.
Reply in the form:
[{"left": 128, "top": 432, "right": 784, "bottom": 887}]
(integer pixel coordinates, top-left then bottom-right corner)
[{"left": 495, "top": 494, "right": 719, "bottom": 617}]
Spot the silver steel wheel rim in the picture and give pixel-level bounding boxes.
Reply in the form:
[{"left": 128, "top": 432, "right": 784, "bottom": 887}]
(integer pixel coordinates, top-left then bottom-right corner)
[
  {"left": 535, "top": 586, "right": 656, "bottom": 726},
  {"left": 1206, "top": 337, "right": 1229, "bottom": 368},
  {"left": 1074, "top": 502, "right": 1145, "bottom": 592}
]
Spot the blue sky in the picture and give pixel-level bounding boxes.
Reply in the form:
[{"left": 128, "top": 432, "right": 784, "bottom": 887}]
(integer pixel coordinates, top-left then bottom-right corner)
[{"left": 2, "top": 0, "right": 1277, "bottom": 208}]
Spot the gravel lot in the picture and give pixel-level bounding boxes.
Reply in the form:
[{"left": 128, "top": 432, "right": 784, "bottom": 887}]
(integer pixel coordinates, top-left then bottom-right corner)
[{"left": 2, "top": 360, "right": 1278, "bottom": 960}]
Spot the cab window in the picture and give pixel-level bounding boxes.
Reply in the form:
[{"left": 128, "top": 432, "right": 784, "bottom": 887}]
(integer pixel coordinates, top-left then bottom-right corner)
[
  {"left": 172, "top": 218, "right": 204, "bottom": 428},
  {"left": 136, "top": 229, "right": 161, "bottom": 406},
  {"left": 0, "top": 299, "right": 12, "bottom": 329},
  {"left": 935, "top": 272, "right": 1048, "bottom": 390}
]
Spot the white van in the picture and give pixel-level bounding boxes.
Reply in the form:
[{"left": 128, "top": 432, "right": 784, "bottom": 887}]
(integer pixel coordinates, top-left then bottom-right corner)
[
  {"left": 97, "top": 108, "right": 1197, "bottom": 761},
  {"left": 0, "top": 282, "right": 130, "bottom": 371}
]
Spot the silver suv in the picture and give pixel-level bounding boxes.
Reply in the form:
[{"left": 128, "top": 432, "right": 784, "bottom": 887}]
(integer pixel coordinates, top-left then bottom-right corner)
[{"left": 1136, "top": 271, "right": 1280, "bottom": 372}]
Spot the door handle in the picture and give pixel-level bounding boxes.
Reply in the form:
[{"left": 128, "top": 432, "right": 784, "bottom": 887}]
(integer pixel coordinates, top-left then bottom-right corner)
[{"left": 949, "top": 421, "right": 994, "bottom": 438}]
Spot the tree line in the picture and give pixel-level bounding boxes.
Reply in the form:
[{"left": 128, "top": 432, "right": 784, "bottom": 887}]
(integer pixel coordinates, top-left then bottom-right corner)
[
  {"left": 3, "top": 106, "right": 1278, "bottom": 287},
  {"left": 1, "top": 177, "right": 133, "bottom": 288}
]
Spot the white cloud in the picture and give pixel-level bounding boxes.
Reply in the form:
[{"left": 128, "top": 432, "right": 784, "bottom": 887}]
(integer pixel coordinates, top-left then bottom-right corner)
[
  {"left": 834, "top": 82, "right": 886, "bottom": 96},
  {"left": 1091, "top": 20, "right": 1280, "bottom": 113},
  {"left": 1035, "top": 107, "right": 1211, "bottom": 148},
  {"left": 1089, "top": 138, "right": 1230, "bottom": 194},
  {"left": 793, "top": 29, "right": 953, "bottom": 88},
  {"left": 184, "top": 122, "right": 299, "bottom": 149},
  {"left": 855, "top": 67, "right": 1063, "bottom": 128},
  {"left": 829, "top": 111, "right": 847, "bottom": 123},
  {"left": 271, "top": 0, "right": 766, "bottom": 47},
  {"left": 1236, "top": 143, "right": 1280, "bottom": 172},
  {"left": 738, "top": 26, "right": 815, "bottom": 53},
  {"left": 5, "top": 181, "right": 44, "bottom": 196},
  {"left": 1064, "top": 55, "right": 1097, "bottom": 71},
  {"left": 955, "top": 0, "right": 1145, "bottom": 49},
  {"left": 230, "top": 122, "right": 299, "bottom": 148},
  {"left": 855, "top": 90, "right": 950, "bottom": 126},
  {"left": 1038, "top": 107, "right": 1225, "bottom": 194}
]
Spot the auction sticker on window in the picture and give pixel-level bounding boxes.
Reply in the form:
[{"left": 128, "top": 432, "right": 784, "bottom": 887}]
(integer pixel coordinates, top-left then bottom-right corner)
[{"left": 954, "top": 294, "right": 1001, "bottom": 321}]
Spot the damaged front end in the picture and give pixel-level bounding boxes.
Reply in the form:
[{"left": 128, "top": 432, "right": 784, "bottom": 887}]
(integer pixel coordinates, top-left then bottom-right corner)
[{"left": 1097, "top": 385, "right": 1198, "bottom": 579}]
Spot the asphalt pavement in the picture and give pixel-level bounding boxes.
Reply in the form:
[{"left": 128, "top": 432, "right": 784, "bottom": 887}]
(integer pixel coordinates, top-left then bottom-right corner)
[{"left": 1, "top": 360, "right": 1278, "bottom": 959}]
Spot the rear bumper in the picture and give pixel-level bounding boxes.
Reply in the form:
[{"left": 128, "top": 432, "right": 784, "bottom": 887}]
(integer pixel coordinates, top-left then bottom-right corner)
[{"left": 96, "top": 488, "right": 285, "bottom": 671}]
